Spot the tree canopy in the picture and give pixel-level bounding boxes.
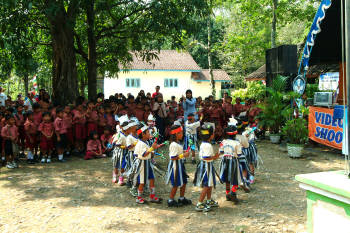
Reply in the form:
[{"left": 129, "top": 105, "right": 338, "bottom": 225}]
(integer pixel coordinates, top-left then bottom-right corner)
[{"left": 0, "top": 0, "right": 319, "bottom": 99}]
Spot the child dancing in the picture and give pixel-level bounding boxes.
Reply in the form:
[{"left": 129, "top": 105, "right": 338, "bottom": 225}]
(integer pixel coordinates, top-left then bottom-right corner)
[
  {"left": 193, "top": 124, "right": 220, "bottom": 212},
  {"left": 184, "top": 113, "right": 200, "bottom": 164},
  {"left": 133, "top": 123, "right": 161, "bottom": 204},
  {"left": 219, "top": 123, "right": 242, "bottom": 204},
  {"left": 166, "top": 124, "right": 191, "bottom": 207}
]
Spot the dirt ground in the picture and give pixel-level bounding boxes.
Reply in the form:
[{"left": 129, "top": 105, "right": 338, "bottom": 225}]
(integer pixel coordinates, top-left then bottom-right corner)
[{"left": 0, "top": 140, "right": 345, "bottom": 233}]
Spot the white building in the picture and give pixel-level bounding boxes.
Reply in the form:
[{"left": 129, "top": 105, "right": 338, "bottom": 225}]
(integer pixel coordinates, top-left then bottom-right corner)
[{"left": 103, "top": 50, "right": 231, "bottom": 100}]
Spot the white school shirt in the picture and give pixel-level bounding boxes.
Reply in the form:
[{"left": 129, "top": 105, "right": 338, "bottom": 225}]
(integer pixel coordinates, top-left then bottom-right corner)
[
  {"left": 243, "top": 127, "right": 256, "bottom": 141},
  {"left": 236, "top": 134, "right": 249, "bottom": 149},
  {"left": 185, "top": 121, "right": 200, "bottom": 135},
  {"left": 219, "top": 139, "right": 240, "bottom": 156},
  {"left": 0, "top": 93, "right": 7, "bottom": 107},
  {"left": 113, "top": 132, "right": 127, "bottom": 146},
  {"left": 199, "top": 142, "right": 214, "bottom": 162},
  {"left": 134, "top": 140, "right": 151, "bottom": 160},
  {"left": 126, "top": 134, "right": 138, "bottom": 152},
  {"left": 169, "top": 142, "right": 183, "bottom": 159}
]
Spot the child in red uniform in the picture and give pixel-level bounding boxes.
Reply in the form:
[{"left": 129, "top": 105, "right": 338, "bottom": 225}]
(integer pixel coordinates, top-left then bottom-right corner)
[
  {"left": 86, "top": 101, "right": 98, "bottom": 137},
  {"left": 38, "top": 112, "right": 55, "bottom": 163},
  {"left": 101, "top": 126, "right": 112, "bottom": 156},
  {"left": 97, "top": 106, "right": 107, "bottom": 136},
  {"left": 15, "top": 104, "right": 25, "bottom": 155},
  {"left": 84, "top": 131, "right": 106, "bottom": 160},
  {"left": 73, "top": 104, "right": 86, "bottom": 153},
  {"left": 105, "top": 105, "right": 116, "bottom": 132},
  {"left": 2, "top": 115, "right": 19, "bottom": 169},
  {"left": 54, "top": 107, "right": 68, "bottom": 162},
  {"left": 63, "top": 106, "right": 74, "bottom": 153},
  {"left": 24, "top": 111, "right": 38, "bottom": 164}
]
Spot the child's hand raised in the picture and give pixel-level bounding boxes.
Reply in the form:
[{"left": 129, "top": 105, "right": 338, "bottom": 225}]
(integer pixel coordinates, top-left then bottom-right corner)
[{"left": 151, "top": 142, "right": 159, "bottom": 150}]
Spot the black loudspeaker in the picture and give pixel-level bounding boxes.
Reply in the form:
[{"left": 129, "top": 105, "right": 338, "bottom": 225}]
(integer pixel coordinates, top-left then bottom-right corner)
[{"left": 265, "top": 45, "right": 297, "bottom": 89}]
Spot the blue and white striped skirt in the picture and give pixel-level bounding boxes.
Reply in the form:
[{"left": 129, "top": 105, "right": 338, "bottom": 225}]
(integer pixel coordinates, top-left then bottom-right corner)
[
  {"left": 134, "top": 159, "right": 155, "bottom": 185},
  {"left": 166, "top": 160, "right": 188, "bottom": 187},
  {"left": 219, "top": 156, "right": 242, "bottom": 186},
  {"left": 247, "top": 141, "right": 258, "bottom": 167},
  {"left": 112, "top": 147, "right": 127, "bottom": 169},
  {"left": 193, "top": 160, "right": 216, "bottom": 188}
]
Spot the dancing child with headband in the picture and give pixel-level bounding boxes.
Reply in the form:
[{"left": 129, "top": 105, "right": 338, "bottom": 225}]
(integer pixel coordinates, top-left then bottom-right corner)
[
  {"left": 166, "top": 124, "right": 191, "bottom": 207},
  {"left": 193, "top": 124, "right": 220, "bottom": 212}
]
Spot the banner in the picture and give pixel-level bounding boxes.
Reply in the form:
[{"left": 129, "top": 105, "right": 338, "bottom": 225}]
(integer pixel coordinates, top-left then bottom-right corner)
[
  {"left": 319, "top": 72, "right": 339, "bottom": 91},
  {"left": 308, "top": 106, "right": 343, "bottom": 149}
]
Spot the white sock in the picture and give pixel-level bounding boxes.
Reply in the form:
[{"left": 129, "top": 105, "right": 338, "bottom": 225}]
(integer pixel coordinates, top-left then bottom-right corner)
[
  {"left": 1, "top": 157, "right": 5, "bottom": 161},
  {"left": 48, "top": 155, "right": 51, "bottom": 159},
  {"left": 27, "top": 152, "right": 33, "bottom": 160},
  {"left": 58, "top": 154, "right": 63, "bottom": 160}
]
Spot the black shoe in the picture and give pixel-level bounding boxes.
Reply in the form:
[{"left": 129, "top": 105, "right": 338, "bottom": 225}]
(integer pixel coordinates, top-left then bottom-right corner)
[
  {"left": 226, "top": 192, "right": 239, "bottom": 204},
  {"left": 167, "top": 199, "right": 180, "bottom": 207},
  {"left": 27, "top": 159, "right": 35, "bottom": 164},
  {"left": 126, "top": 180, "right": 132, "bottom": 188},
  {"left": 178, "top": 197, "right": 192, "bottom": 206},
  {"left": 191, "top": 160, "right": 196, "bottom": 165}
]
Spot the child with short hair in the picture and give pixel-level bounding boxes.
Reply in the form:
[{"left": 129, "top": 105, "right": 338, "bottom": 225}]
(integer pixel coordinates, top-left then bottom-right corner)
[
  {"left": 54, "top": 107, "right": 68, "bottom": 162},
  {"left": 14, "top": 104, "right": 25, "bottom": 155},
  {"left": 133, "top": 124, "right": 161, "bottom": 204},
  {"left": 101, "top": 126, "right": 112, "bottom": 157},
  {"left": 219, "top": 124, "right": 241, "bottom": 204},
  {"left": 193, "top": 124, "right": 220, "bottom": 212},
  {"left": 24, "top": 111, "right": 37, "bottom": 164},
  {"left": 184, "top": 113, "right": 200, "bottom": 164},
  {"left": 112, "top": 115, "right": 129, "bottom": 185},
  {"left": 73, "top": 104, "right": 86, "bottom": 153},
  {"left": 1, "top": 115, "right": 19, "bottom": 168},
  {"left": 86, "top": 101, "right": 98, "bottom": 137},
  {"left": 38, "top": 112, "right": 55, "bottom": 163},
  {"left": 166, "top": 124, "right": 191, "bottom": 207},
  {"left": 97, "top": 105, "right": 107, "bottom": 136},
  {"left": 63, "top": 106, "right": 74, "bottom": 154},
  {"left": 85, "top": 131, "right": 106, "bottom": 160}
]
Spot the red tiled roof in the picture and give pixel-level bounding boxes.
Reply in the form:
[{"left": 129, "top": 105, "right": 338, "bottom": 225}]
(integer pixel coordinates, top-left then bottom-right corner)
[
  {"left": 194, "top": 69, "right": 231, "bottom": 81},
  {"left": 121, "top": 50, "right": 201, "bottom": 71}
]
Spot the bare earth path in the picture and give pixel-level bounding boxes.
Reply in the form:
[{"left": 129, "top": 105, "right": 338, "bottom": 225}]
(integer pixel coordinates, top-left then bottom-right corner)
[{"left": 0, "top": 141, "right": 344, "bottom": 233}]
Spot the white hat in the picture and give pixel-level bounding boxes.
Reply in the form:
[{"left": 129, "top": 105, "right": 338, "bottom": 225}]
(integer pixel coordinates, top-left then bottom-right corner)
[
  {"left": 228, "top": 115, "right": 238, "bottom": 126},
  {"left": 147, "top": 113, "right": 155, "bottom": 122},
  {"left": 119, "top": 115, "right": 130, "bottom": 130},
  {"left": 127, "top": 120, "right": 138, "bottom": 128}
]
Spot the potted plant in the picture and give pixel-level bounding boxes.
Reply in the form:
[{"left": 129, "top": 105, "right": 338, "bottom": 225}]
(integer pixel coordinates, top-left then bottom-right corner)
[
  {"left": 257, "top": 75, "right": 290, "bottom": 143},
  {"left": 282, "top": 117, "right": 308, "bottom": 158}
]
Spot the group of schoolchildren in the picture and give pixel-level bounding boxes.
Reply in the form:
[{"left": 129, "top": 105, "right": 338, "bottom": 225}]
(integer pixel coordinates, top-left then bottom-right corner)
[
  {"left": 0, "top": 89, "right": 261, "bottom": 213},
  {"left": 109, "top": 110, "right": 259, "bottom": 212}
]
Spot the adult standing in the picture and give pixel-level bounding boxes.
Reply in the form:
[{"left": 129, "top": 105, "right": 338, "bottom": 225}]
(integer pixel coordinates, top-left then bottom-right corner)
[
  {"left": 152, "top": 86, "right": 162, "bottom": 99},
  {"left": 0, "top": 87, "right": 8, "bottom": 107},
  {"left": 183, "top": 89, "right": 197, "bottom": 120},
  {"left": 152, "top": 94, "right": 168, "bottom": 143}
]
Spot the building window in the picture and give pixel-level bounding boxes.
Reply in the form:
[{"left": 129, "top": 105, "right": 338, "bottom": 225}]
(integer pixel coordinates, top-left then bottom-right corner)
[
  {"left": 164, "top": 78, "right": 178, "bottom": 88},
  {"left": 126, "top": 78, "right": 140, "bottom": 88}
]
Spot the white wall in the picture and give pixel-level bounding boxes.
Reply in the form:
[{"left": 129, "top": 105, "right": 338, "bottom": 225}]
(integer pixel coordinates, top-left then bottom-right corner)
[
  {"left": 104, "top": 70, "right": 222, "bottom": 100},
  {"left": 191, "top": 80, "right": 222, "bottom": 99}
]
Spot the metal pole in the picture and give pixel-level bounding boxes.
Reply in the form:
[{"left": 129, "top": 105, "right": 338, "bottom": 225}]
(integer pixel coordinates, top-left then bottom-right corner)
[{"left": 345, "top": 0, "right": 350, "bottom": 176}]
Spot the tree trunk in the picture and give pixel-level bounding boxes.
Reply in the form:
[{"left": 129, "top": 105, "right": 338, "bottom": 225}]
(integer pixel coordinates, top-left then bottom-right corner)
[
  {"left": 23, "top": 74, "right": 28, "bottom": 96},
  {"left": 207, "top": 0, "right": 215, "bottom": 99},
  {"left": 271, "top": 0, "right": 278, "bottom": 48},
  {"left": 87, "top": 0, "right": 98, "bottom": 101},
  {"left": 45, "top": 1, "right": 79, "bottom": 105}
]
